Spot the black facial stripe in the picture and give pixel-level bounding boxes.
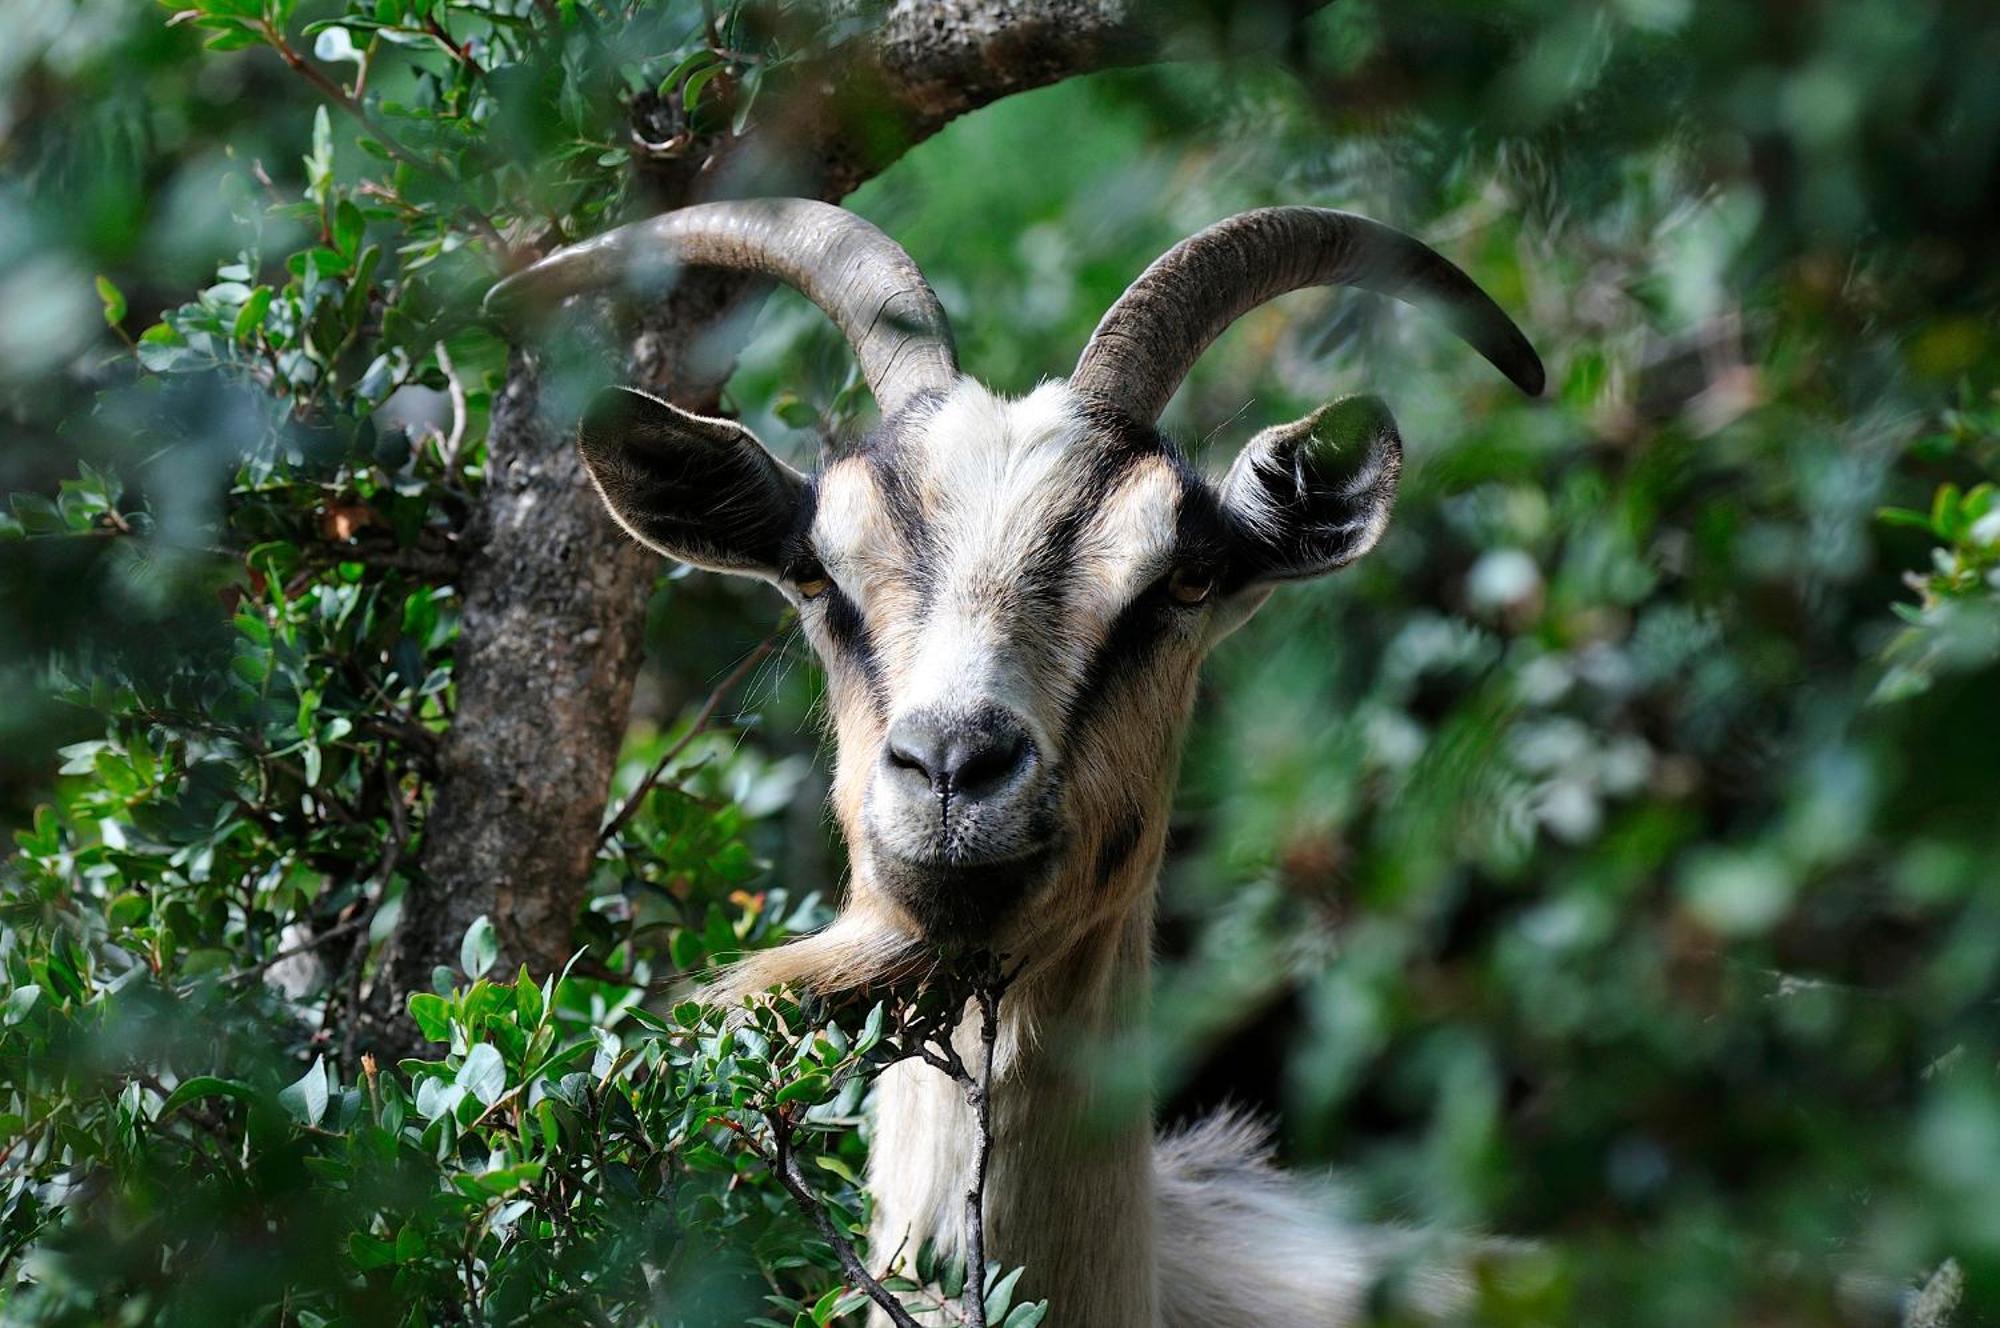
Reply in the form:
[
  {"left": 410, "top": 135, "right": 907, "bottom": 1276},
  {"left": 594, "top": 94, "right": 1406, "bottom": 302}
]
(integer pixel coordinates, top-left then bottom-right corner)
[
  {"left": 1168, "top": 456, "right": 1230, "bottom": 575},
  {"left": 794, "top": 472, "right": 881, "bottom": 711},
  {"left": 849, "top": 394, "right": 947, "bottom": 603},
  {"left": 1059, "top": 461, "right": 1222, "bottom": 735},
  {"left": 865, "top": 452, "right": 939, "bottom": 602},
  {"left": 1020, "top": 430, "right": 1162, "bottom": 601},
  {"left": 1061, "top": 582, "right": 1176, "bottom": 738},
  {"left": 994, "top": 423, "right": 1177, "bottom": 727},
  {"left": 821, "top": 583, "right": 888, "bottom": 714},
  {"left": 1071, "top": 407, "right": 1230, "bottom": 577}
]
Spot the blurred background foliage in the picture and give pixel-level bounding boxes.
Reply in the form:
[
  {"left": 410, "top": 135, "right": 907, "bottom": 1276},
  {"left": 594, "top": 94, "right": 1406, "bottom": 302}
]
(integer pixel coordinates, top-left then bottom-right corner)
[{"left": 3, "top": 0, "right": 2000, "bottom": 1324}]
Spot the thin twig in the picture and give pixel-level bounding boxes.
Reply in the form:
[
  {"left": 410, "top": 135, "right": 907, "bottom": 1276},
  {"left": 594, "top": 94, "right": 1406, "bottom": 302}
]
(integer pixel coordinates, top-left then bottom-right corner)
[
  {"left": 960, "top": 982, "right": 1001, "bottom": 1328},
  {"left": 424, "top": 13, "right": 483, "bottom": 74},
  {"left": 221, "top": 914, "right": 369, "bottom": 987},
  {"left": 258, "top": 22, "right": 508, "bottom": 261},
  {"left": 261, "top": 23, "right": 431, "bottom": 174},
  {"left": 298, "top": 541, "right": 461, "bottom": 581},
  {"left": 354, "top": 713, "right": 441, "bottom": 768},
  {"left": 598, "top": 627, "right": 783, "bottom": 846},
  {"left": 770, "top": 1117, "right": 925, "bottom": 1328}
]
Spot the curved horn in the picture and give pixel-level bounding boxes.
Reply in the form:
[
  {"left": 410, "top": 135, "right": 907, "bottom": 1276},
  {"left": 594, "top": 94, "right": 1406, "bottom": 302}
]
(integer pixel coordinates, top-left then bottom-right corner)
[
  {"left": 485, "top": 198, "right": 958, "bottom": 418},
  {"left": 1071, "top": 207, "right": 1545, "bottom": 423}
]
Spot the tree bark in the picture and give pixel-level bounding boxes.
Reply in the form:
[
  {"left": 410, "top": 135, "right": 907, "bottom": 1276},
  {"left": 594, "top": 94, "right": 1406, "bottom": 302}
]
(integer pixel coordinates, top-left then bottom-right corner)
[
  {"left": 803, "top": 1, "right": 1149, "bottom": 197},
  {"left": 378, "top": 0, "right": 1157, "bottom": 1027},
  {"left": 381, "top": 275, "right": 750, "bottom": 1008}
]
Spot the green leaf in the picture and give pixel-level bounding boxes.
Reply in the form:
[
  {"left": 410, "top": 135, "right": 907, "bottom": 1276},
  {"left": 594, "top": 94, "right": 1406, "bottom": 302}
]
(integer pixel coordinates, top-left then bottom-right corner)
[
  {"left": 515, "top": 965, "right": 544, "bottom": 1026},
  {"left": 460, "top": 914, "right": 497, "bottom": 978},
  {"left": 10, "top": 493, "right": 63, "bottom": 536},
  {"left": 306, "top": 106, "right": 334, "bottom": 205},
  {"left": 348, "top": 1232, "right": 398, "bottom": 1271},
  {"left": 984, "top": 1266, "right": 1025, "bottom": 1320},
  {"left": 773, "top": 394, "right": 819, "bottom": 429},
  {"left": 669, "top": 927, "right": 705, "bottom": 971},
  {"left": 204, "top": 25, "right": 264, "bottom": 50},
  {"left": 471, "top": 1160, "right": 543, "bottom": 1194},
  {"left": 658, "top": 48, "right": 718, "bottom": 98},
  {"left": 457, "top": 1043, "right": 505, "bottom": 1107},
  {"left": 107, "top": 891, "right": 148, "bottom": 928},
  {"left": 278, "top": 1055, "right": 330, "bottom": 1127},
  {"left": 813, "top": 1154, "right": 859, "bottom": 1185},
  {"left": 1877, "top": 506, "right": 1936, "bottom": 532},
  {"left": 1001, "top": 1302, "right": 1049, "bottom": 1328},
  {"left": 682, "top": 62, "right": 725, "bottom": 113},
  {"left": 394, "top": 1224, "right": 425, "bottom": 1263},
  {"left": 857, "top": 1001, "right": 886, "bottom": 1053},
  {"left": 4, "top": 985, "right": 42, "bottom": 1025},
  {"left": 43, "top": 936, "right": 86, "bottom": 1001},
  {"left": 95, "top": 275, "right": 126, "bottom": 328},
  {"left": 1933, "top": 483, "right": 1962, "bottom": 538},
  {"left": 407, "top": 992, "right": 453, "bottom": 1042},
  {"left": 233, "top": 286, "right": 273, "bottom": 342},
  {"left": 161, "top": 1075, "right": 258, "bottom": 1116},
  {"left": 334, "top": 199, "right": 366, "bottom": 261}
]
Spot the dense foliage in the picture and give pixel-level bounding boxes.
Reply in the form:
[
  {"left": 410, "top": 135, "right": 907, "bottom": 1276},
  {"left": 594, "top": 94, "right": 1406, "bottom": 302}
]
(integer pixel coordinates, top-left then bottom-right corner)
[{"left": 4, "top": 0, "right": 2000, "bottom": 1325}]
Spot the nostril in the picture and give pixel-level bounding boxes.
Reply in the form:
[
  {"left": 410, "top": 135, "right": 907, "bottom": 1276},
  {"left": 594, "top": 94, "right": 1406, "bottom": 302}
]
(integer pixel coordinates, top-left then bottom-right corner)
[
  {"left": 950, "top": 730, "right": 1028, "bottom": 796},
  {"left": 884, "top": 716, "right": 949, "bottom": 789},
  {"left": 886, "top": 739, "right": 931, "bottom": 776}
]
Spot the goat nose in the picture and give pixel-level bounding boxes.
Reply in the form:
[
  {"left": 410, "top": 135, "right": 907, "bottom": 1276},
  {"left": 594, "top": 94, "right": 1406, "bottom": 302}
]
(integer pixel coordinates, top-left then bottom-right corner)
[{"left": 885, "top": 709, "right": 1033, "bottom": 803}]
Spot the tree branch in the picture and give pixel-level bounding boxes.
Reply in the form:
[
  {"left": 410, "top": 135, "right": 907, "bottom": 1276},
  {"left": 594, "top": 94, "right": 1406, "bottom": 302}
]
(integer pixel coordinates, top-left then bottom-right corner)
[
  {"left": 871, "top": 0, "right": 1149, "bottom": 135},
  {"left": 779, "top": 1, "right": 1157, "bottom": 198}
]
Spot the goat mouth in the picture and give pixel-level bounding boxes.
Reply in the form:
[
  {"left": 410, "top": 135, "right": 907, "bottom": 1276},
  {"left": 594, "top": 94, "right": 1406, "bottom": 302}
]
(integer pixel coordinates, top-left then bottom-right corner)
[{"left": 871, "top": 845, "right": 1055, "bottom": 943}]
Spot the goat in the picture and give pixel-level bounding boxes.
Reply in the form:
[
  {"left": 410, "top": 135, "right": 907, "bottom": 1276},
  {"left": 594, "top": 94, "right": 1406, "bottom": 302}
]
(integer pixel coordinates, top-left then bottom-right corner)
[{"left": 488, "top": 198, "right": 1543, "bottom": 1326}]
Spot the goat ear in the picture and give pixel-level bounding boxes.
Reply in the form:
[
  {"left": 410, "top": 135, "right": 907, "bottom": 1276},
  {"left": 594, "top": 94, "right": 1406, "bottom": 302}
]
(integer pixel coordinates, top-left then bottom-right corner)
[
  {"left": 578, "top": 386, "right": 806, "bottom": 578},
  {"left": 1218, "top": 394, "right": 1402, "bottom": 583}
]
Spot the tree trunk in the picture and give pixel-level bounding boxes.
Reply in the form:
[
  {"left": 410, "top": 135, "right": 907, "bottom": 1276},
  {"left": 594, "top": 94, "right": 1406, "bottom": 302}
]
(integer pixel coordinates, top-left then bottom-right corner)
[
  {"left": 377, "top": 0, "right": 1165, "bottom": 1029},
  {"left": 383, "top": 273, "right": 750, "bottom": 1007},
  {"left": 396, "top": 345, "right": 654, "bottom": 987}
]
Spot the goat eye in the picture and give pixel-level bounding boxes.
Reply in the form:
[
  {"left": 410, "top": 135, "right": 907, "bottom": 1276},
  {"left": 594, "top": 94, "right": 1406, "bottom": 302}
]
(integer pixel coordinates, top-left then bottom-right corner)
[
  {"left": 1166, "top": 565, "right": 1216, "bottom": 606},
  {"left": 791, "top": 558, "right": 832, "bottom": 600}
]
